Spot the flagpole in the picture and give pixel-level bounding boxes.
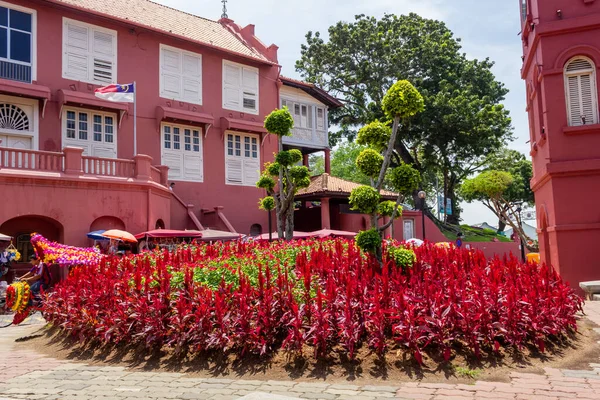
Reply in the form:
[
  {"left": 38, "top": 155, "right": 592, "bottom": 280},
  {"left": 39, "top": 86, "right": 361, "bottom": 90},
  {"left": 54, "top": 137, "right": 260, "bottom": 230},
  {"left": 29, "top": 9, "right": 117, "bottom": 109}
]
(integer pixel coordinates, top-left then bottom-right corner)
[{"left": 133, "top": 81, "right": 137, "bottom": 156}]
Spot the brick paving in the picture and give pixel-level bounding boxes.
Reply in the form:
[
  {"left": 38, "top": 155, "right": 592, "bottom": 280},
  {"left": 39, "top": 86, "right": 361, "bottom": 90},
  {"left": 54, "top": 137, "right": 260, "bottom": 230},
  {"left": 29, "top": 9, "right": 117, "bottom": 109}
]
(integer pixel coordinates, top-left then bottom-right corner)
[{"left": 0, "top": 306, "right": 600, "bottom": 399}]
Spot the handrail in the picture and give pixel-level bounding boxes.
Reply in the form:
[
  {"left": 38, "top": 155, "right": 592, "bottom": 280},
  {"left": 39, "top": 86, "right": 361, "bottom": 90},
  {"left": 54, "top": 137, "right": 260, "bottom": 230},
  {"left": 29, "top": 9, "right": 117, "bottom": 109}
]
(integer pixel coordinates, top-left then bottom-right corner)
[
  {"left": 150, "top": 166, "right": 162, "bottom": 183},
  {"left": 81, "top": 156, "right": 135, "bottom": 177},
  {"left": 0, "top": 147, "right": 64, "bottom": 172}
]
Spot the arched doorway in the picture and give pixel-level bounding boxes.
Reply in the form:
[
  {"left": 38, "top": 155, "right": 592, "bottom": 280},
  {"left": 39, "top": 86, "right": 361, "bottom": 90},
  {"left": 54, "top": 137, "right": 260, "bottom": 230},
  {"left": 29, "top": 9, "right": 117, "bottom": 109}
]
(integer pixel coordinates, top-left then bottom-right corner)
[
  {"left": 89, "top": 216, "right": 126, "bottom": 232},
  {"left": 0, "top": 215, "right": 63, "bottom": 282},
  {"left": 249, "top": 223, "right": 262, "bottom": 237},
  {"left": 155, "top": 219, "right": 165, "bottom": 229},
  {"left": 0, "top": 215, "right": 63, "bottom": 260}
]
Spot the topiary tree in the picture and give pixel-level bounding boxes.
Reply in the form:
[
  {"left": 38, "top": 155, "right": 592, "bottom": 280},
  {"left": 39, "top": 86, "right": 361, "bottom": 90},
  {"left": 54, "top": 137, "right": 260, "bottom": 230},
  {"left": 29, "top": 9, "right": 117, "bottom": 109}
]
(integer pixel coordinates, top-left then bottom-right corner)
[
  {"left": 461, "top": 170, "right": 538, "bottom": 251},
  {"left": 257, "top": 107, "right": 311, "bottom": 240},
  {"left": 349, "top": 80, "right": 424, "bottom": 262}
]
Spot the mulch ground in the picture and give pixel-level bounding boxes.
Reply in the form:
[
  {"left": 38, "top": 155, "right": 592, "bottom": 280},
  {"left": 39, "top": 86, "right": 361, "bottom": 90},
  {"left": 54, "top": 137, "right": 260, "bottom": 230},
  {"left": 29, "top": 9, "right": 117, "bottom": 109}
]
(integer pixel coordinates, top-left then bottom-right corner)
[{"left": 17, "top": 316, "right": 600, "bottom": 385}]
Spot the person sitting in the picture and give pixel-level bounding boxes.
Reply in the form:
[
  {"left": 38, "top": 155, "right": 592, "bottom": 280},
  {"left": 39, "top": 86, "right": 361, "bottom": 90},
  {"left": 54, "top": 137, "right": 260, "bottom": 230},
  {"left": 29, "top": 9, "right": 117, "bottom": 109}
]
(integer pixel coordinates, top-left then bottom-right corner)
[{"left": 18, "top": 255, "right": 51, "bottom": 296}]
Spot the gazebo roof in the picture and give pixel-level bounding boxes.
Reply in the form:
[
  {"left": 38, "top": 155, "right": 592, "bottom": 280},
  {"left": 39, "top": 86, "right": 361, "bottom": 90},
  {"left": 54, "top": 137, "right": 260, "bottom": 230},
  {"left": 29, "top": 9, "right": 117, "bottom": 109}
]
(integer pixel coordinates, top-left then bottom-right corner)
[{"left": 295, "top": 174, "right": 398, "bottom": 200}]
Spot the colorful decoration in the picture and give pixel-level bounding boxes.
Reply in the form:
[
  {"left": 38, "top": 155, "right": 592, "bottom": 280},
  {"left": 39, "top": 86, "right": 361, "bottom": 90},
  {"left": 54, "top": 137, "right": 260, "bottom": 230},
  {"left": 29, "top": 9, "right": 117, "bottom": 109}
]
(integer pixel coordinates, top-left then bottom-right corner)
[
  {"left": 7, "top": 281, "right": 31, "bottom": 313},
  {"left": 30, "top": 234, "right": 103, "bottom": 266},
  {"left": 6, "top": 247, "right": 20, "bottom": 261}
]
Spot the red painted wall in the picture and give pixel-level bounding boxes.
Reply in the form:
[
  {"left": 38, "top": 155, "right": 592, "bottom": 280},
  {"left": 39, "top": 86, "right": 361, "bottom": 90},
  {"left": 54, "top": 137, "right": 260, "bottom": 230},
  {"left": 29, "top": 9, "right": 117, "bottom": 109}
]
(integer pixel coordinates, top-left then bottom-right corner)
[
  {"left": 2, "top": 0, "right": 280, "bottom": 237},
  {"left": 521, "top": 0, "right": 600, "bottom": 290}
]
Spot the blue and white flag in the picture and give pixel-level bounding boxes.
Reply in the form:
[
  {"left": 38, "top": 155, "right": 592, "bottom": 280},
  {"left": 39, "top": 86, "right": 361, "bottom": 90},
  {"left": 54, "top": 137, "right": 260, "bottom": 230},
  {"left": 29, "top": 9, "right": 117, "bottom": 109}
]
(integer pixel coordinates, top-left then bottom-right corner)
[{"left": 94, "top": 83, "right": 135, "bottom": 103}]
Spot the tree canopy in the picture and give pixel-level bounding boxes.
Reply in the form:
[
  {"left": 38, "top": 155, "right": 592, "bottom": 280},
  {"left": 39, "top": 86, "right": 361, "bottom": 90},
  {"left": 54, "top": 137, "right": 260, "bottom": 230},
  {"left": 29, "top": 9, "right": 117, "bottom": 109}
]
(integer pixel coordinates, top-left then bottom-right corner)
[
  {"left": 296, "top": 13, "right": 513, "bottom": 223},
  {"left": 462, "top": 148, "right": 534, "bottom": 234}
]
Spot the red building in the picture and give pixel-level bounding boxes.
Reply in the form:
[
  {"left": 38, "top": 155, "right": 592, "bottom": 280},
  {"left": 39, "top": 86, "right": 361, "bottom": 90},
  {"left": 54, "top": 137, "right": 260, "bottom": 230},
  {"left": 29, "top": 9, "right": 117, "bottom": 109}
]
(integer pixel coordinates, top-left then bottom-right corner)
[
  {"left": 520, "top": 0, "right": 600, "bottom": 288},
  {"left": 0, "top": 0, "right": 335, "bottom": 258}
]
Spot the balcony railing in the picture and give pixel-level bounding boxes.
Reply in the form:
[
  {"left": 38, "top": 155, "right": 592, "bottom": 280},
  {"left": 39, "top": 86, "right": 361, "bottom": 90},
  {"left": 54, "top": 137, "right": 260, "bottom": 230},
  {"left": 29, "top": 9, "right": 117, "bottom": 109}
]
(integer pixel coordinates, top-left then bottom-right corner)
[
  {"left": 0, "top": 147, "right": 168, "bottom": 187},
  {"left": 283, "top": 127, "right": 328, "bottom": 149},
  {"left": 0, "top": 148, "right": 64, "bottom": 172},
  {"left": 0, "top": 60, "right": 32, "bottom": 83},
  {"left": 82, "top": 156, "right": 135, "bottom": 178}
]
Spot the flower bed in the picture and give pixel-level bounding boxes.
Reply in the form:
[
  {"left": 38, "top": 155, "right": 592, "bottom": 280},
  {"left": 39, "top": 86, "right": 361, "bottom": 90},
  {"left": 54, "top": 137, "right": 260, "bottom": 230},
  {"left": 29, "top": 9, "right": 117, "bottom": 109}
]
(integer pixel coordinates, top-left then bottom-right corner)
[{"left": 42, "top": 239, "right": 582, "bottom": 364}]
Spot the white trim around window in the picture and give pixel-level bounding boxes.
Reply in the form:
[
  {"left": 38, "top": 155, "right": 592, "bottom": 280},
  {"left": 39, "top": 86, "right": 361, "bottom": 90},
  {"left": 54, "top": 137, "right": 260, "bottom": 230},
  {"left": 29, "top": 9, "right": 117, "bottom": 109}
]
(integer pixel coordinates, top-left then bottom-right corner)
[
  {"left": 224, "top": 131, "right": 260, "bottom": 186},
  {"left": 160, "top": 122, "right": 204, "bottom": 182},
  {"left": 159, "top": 44, "right": 202, "bottom": 105},
  {"left": 62, "top": 17, "right": 118, "bottom": 85},
  {"left": 0, "top": 0, "right": 37, "bottom": 82},
  {"left": 222, "top": 60, "right": 259, "bottom": 115},
  {"left": 61, "top": 107, "right": 117, "bottom": 158}
]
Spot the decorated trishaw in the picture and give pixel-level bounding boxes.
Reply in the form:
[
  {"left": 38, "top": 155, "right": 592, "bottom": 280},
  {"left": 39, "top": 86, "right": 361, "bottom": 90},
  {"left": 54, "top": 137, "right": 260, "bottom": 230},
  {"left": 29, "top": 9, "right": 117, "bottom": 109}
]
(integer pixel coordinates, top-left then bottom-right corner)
[{"left": 1, "top": 233, "right": 103, "bottom": 327}]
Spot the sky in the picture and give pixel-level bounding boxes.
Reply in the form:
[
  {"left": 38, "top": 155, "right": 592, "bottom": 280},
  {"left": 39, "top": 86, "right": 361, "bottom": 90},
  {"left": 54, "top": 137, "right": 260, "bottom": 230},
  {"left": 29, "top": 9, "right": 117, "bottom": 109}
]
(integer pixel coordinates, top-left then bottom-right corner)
[{"left": 157, "top": 0, "right": 529, "bottom": 226}]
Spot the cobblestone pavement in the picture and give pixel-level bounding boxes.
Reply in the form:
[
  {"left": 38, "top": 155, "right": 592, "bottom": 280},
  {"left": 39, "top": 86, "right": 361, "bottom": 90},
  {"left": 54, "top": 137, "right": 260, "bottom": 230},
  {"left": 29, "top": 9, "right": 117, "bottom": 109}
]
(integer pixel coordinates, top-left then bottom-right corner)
[{"left": 1, "top": 306, "right": 600, "bottom": 400}]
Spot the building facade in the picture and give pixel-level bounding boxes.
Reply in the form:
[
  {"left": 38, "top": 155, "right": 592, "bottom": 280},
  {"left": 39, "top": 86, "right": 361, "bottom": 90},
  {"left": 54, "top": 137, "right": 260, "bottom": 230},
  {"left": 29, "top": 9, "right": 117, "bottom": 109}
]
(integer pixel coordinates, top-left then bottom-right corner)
[
  {"left": 520, "top": 0, "right": 600, "bottom": 288},
  {"left": 0, "top": 0, "right": 333, "bottom": 256}
]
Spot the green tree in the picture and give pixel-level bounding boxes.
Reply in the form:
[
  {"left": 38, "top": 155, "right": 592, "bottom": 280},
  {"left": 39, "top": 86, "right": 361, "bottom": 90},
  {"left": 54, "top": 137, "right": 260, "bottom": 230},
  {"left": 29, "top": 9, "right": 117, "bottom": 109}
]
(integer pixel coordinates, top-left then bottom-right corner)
[
  {"left": 257, "top": 107, "right": 311, "bottom": 240},
  {"left": 461, "top": 170, "right": 537, "bottom": 251},
  {"left": 296, "top": 13, "right": 513, "bottom": 224},
  {"left": 462, "top": 148, "right": 534, "bottom": 233},
  {"left": 309, "top": 142, "right": 371, "bottom": 184},
  {"left": 349, "top": 80, "right": 423, "bottom": 262}
]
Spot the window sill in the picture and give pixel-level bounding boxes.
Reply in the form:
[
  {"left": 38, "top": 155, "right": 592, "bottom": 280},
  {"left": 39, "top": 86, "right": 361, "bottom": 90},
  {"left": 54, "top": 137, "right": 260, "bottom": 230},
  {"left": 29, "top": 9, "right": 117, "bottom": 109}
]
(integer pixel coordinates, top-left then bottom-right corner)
[
  {"left": 563, "top": 124, "right": 600, "bottom": 135},
  {"left": 160, "top": 95, "right": 202, "bottom": 107},
  {"left": 222, "top": 105, "right": 259, "bottom": 116}
]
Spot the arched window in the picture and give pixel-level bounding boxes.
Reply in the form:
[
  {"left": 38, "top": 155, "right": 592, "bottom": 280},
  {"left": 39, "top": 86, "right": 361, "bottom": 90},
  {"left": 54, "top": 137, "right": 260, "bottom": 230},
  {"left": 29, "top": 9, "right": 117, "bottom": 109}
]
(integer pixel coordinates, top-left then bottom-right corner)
[{"left": 564, "top": 57, "right": 598, "bottom": 126}]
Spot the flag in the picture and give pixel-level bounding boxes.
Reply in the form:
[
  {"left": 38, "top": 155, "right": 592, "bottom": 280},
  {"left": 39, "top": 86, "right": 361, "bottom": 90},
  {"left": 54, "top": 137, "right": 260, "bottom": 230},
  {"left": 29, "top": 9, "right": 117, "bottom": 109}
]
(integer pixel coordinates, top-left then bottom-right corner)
[{"left": 94, "top": 83, "right": 135, "bottom": 103}]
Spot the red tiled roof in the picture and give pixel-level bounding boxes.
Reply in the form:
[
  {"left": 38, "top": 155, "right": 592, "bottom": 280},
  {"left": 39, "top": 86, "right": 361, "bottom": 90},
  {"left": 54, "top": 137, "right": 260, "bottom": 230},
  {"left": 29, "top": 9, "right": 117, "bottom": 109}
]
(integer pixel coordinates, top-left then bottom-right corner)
[
  {"left": 48, "top": 0, "right": 271, "bottom": 63},
  {"left": 296, "top": 174, "right": 397, "bottom": 199},
  {"left": 280, "top": 76, "right": 344, "bottom": 109}
]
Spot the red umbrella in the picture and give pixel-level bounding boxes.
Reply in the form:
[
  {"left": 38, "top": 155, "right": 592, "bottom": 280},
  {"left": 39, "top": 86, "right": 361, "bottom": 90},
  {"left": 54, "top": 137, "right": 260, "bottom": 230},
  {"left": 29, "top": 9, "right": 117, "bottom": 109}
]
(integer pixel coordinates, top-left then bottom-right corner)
[{"left": 310, "top": 229, "right": 357, "bottom": 239}]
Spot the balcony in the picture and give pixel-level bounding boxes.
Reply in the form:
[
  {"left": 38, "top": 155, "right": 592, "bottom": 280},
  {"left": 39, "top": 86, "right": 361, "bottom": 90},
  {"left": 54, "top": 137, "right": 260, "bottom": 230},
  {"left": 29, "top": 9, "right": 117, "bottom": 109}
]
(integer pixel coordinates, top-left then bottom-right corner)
[
  {"left": 0, "top": 147, "right": 172, "bottom": 248},
  {"left": 282, "top": 126, "right": 328, "bottom": 150},
  {"left": 0, "top": 146, "right": 169, "bottom": 185}
]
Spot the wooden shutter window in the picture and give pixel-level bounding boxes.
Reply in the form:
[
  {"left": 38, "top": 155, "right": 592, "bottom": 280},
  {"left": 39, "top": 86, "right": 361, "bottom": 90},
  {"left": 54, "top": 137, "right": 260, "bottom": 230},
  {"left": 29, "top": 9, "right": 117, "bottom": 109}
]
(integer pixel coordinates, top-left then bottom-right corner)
[
  {"left": 223, "top": 61, "right": 259, "bottom": 114},
  {"left": 565, "top": 57, "right": 598, "bottom": 126},
  {"left": 63, "top": 19, "right": 116, "bottom": 84},
  {"left": 160, "top": 45, "right": 202, "bottom": 104}
]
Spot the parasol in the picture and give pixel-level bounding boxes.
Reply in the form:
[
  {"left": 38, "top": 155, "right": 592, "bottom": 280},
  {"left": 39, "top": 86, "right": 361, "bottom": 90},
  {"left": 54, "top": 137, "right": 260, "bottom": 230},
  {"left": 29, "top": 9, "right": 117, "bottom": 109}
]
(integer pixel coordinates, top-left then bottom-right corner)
[
  {"left": 102, "top": 229, "right": 138, "bottom": 243},
  {"left": 87, "top": 230, "right": 109, "bottom": 241}
]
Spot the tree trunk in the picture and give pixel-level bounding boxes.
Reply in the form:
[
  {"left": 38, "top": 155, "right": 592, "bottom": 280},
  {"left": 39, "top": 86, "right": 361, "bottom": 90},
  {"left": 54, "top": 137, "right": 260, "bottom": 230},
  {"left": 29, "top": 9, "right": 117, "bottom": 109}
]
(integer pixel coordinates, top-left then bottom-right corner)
[
  {"left": 277, "top": 137, "right": 285, "bottom": 240},
  {"left": 497, "top": 219, "right": 506, "bottom": 234},
  {"left": 285, "top": 205, "right": 294, "bottom": 241},
  {"left": 275, "top": 195, "right": 284, "bottom": 240},
  {"left": 446, "top": 173, "right": 460, "bottom": 225}
]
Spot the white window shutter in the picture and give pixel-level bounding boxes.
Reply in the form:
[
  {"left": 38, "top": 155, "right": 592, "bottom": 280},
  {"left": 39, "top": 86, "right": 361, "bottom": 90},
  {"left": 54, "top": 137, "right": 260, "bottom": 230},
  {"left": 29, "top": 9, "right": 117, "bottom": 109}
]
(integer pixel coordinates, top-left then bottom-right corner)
[
  {"left": 242, "top": 67, "right": 258, "bottom": 112},
  {"left": 92, "top": 30, "right": 115, "bottom": 84},
  {"left": 161, "top": 48, "right": 182, "bottom": 99},
  {"left": 163, "top": 152, "right": 182, "bottom": 180},
  {"left": 223, "top": 63, "right": 241, "bottom": 109},
  {"left": 580, "top": 74, "right": 596, "bottom": 124},
  {"left": 226, "top": 157, "right": 243, "bottom": 184},
  {"left": 182, "top": 53, "right": 202, "bottom": 103},
  {"left": 183, "top": 153, "right": 203, "bottom": 181},
  {"left": 64, "top": 22, "right": 90, "bottom": 81},
  {"left": 565, "top": 58, "right": 599, "bottom": 126},
  {"left": 243, "top": 159, "right": 260, "bottom": 186}
]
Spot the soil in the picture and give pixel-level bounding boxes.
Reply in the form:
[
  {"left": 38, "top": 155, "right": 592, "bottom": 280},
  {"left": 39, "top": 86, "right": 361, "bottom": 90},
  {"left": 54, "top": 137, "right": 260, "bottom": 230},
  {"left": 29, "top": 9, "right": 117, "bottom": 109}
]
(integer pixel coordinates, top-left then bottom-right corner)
[{"left": 15, "top": 316, "right": 600, "bottom": 385}]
